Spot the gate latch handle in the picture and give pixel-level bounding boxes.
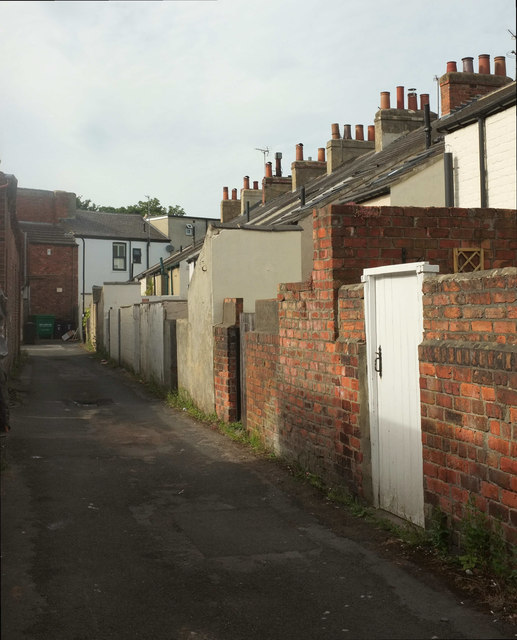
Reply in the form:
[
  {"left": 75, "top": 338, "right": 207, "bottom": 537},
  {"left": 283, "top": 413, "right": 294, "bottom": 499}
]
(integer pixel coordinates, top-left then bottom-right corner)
[{"left": 374, "top": 346, "right": 382, "bottom": 377}]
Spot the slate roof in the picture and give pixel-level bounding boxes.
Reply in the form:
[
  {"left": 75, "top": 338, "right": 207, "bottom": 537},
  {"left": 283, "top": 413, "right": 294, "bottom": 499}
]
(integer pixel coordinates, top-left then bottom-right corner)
[
  {"left": 62, "top": 210, "right": 170, "bottom": 242},
  {"left": 134, "top": 240, "right": 204, "bottom": 280},
  {"left": 437, "top": 81, "right": 516, "bottom": 133},
  {"left": 220, "top": 119, "right": 445, "bottom": 230},
  {"left": 19, "top": 221, "right": 76, "bottom": 245}
]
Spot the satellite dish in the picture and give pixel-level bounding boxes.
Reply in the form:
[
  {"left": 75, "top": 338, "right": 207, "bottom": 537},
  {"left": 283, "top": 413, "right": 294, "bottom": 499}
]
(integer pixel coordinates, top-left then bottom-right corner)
[{"left": 166, "top": 244, "right": 174, "bottom": 253}]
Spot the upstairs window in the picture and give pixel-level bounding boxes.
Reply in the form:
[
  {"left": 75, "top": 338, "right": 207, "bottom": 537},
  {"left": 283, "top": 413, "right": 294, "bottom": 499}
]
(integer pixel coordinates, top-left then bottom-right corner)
[{"left": 113, "top": 242, "right": 127, "bottom": 271}]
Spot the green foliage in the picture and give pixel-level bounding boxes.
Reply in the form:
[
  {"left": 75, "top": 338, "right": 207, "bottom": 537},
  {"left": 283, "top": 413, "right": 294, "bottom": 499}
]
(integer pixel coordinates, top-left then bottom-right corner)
[
  {"left": 76, "top": 195, "right": 186, "bottom": 217},
  {"left": 459, "top": 498, "right": 515, "bottom": 581}
]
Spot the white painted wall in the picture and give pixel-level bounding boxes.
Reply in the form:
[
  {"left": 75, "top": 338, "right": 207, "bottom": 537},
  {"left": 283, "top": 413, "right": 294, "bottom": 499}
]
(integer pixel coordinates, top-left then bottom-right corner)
[
  {"left": 78, "top": 237, "right": 169, "bottom": 317},
  {"left": 445, "top": 105, "right": 516, "bottom": 208},
  {"left": 486, "top": 105, "right": 516, "bottom": 208}
]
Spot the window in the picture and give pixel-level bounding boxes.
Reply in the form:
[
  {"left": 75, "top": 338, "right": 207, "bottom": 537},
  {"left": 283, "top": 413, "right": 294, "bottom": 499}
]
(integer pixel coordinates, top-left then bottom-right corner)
[
  {"left": 113, "top": 242, "right": 127, "bottom": 271},
  {"left": 132, "top": 248, "right": 142, "bottom": 264}
]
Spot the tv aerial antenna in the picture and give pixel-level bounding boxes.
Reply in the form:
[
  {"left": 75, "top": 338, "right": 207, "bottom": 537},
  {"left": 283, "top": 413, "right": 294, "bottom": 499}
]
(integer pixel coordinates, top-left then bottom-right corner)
[{"left": 255, "top": 146, "right": 270, "bottom": 166}]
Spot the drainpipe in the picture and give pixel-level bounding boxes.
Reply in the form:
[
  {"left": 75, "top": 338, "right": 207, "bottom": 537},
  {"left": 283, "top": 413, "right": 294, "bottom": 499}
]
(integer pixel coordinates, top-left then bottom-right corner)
[
  {"left": 444, "top": 153, "right": 454, "bottom": 207},
  {"left": 424, "top": 103, "right": 431, "bottom": 149},
  {"left": 81, "top": 237, "right": 86, "bottom": 337},
  {"left": 478, "top": 116, "right": 488, "bottom": 207},
  {"left": 129, "top": 240, "right": 133, "bottom": 280}
]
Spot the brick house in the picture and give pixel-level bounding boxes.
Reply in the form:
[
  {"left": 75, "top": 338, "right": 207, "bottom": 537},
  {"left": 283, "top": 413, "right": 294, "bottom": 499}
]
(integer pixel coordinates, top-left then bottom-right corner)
[{"left": 16, "top": 188, "right": 78, "bottom": 335}]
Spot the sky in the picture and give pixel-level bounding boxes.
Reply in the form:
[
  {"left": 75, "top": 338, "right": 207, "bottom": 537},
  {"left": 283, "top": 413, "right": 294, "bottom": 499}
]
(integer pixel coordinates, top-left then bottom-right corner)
[{"left": 1, "top": 0, "right": 515, "bottom": 220}]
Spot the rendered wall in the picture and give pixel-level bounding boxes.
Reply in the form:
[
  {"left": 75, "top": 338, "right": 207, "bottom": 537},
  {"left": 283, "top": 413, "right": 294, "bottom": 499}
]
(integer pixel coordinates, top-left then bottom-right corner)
[
  {"left": 390, "top": 158, "right": 445, "bottom": 207},
  {"left": 177, "top": 226, "right": 303, "bottom": 415},
  {"left": 177, "top": 237, "right": 215, "bottom": 414}
]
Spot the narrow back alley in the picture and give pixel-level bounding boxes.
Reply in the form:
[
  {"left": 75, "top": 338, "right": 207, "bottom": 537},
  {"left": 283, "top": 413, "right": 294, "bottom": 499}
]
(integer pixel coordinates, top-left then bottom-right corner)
[{"left": 1, "top": 343, "right": 513, "bottom": 640}]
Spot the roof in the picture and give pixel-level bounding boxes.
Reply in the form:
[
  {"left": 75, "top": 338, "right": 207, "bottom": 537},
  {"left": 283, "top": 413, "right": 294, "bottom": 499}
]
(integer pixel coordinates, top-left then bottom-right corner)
[
  {"left": 134, "top": 239, "right": 204, "bottom": 280},
  {"left": 437, "top": 81, "right": 516, "bottom": 133},
  {"left": 19, "top": 221, "right": 77, "bottom": 246},
  {"left": 221, "top": 119, "right": 445, "bottom": 230},
  {"left": 62, "top": 210, "right": 170, "bottom": 242}
]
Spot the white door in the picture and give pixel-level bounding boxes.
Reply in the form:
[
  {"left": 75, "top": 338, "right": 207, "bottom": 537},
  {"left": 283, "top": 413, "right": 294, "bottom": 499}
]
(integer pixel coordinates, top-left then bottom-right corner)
[{"left": 362, "top": 262, "right": 439, "bottom": 526}]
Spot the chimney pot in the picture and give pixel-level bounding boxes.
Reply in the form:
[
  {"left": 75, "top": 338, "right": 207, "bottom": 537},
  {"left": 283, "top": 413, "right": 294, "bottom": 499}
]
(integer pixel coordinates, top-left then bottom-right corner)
[
  {"left": 380, "top": 91, "right": 390, "bottom": 109},
  {"left": 407, "top": 91, "right": 418, "bottom": 111},
  {"left": 223, "top": 186, "right": 229, "bottom": 200},
  {"left": 331, "top": 123, "right": 341, "bottom": 139},
  {"left": 462, "top": 57, "right": 474, "bottom": 73},
  {"left": 275, "top": 152, "right": 282, "bottom": 177},
  {"left": 367, "top": 125, "right": 375, "bottom": 142},
  {"left": 396, "top": 86, "right": 404, "bottom": 109},
  {"left": 420, "top": 93, "right": 430, "bottom": 110},
  {"left": 231, "top": 188, "right": 237, "bottom": 200},
  {"left": 343, "top": 124, "right": 352, "bottom": 139},
  {"left": 446, "top": 61, "right": 457, "bottom": 73},
  {"left": 296, "top": 143, "right": 304, "bottom": 161},
  {"left": 478, "top": 54, "right": 490, "bottom": 74},
  {"left": 318, "top": 147, "right": 325, "bottom": 162},
  {"left": 355, "top": 125, "right": 364, "bottom": 141},
  {"left": 243, "top": 176, "right": 250, "bottom": 190},
  {"left": 494, "top": 56, "right": 506, "bottom": 76},
  {"left": 265, "top": 162, "right": 273, "bottom": 178},
  {"left": 253, "top": 181, "right": 259, "bottom": 190}
]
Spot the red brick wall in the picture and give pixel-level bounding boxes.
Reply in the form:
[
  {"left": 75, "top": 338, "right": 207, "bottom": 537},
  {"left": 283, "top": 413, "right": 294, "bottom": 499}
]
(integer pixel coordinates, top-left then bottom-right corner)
[
  {"left": 213, "top": 298, "right": 243, "bottom": 423},
  {"left": 17, "top": 188, "right": 76, "bottom": 223},
  {"left": 419, "top": 269, "right": 517, "bottom": 545},
  {"left": 216, "top": 204, "right": 515, "bottom": 534},
  {"left": 0, "top": 172, "right": 23, "bottom": 373},
  {"left": 28, "top": 244, "right": 78, "bottom": 323}
]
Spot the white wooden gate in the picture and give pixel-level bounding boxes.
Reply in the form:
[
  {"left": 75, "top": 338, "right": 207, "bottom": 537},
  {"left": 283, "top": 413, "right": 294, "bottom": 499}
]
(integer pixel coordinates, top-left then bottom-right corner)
[{"left": 362, "top": 262, "right": 439, "bottom": 526}]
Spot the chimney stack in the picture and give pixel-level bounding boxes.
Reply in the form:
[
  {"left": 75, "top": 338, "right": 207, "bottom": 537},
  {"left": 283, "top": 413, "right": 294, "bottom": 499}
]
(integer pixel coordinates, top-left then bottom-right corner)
[
  {"left": 220, "top": 187, "right": 241, "bottom": 222},
  {"left": 291, "top": 142, "right": 327, "bottom": 189},
  {"left": 439, "top": 54, "right": 512, "bottom": 116},
  {"left": 374, "top": 86, "right": 437, "bottom": 151},
  {"left": 326, "top": 121, "right": 375, "bottom": 173}
]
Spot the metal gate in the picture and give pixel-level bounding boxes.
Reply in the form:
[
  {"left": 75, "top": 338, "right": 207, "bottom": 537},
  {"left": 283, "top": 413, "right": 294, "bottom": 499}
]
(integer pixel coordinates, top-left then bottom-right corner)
[
  {"left": 362, "top": 262, "right": 439, "bottom": 526},
  {"left": 239, "top": 312, "right": 255, "bottom": 426}
]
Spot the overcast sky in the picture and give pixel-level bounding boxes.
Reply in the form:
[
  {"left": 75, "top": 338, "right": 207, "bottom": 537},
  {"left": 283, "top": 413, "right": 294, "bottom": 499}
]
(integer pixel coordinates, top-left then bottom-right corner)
[{"left": 1, "top": 0, "right": 515, "bottom": 219}]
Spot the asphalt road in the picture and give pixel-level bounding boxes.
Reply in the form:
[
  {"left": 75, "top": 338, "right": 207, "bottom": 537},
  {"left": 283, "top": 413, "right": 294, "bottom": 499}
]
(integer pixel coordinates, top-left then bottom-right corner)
[{"left": 1, "top": 342, "right": 513, "bottom": 640}]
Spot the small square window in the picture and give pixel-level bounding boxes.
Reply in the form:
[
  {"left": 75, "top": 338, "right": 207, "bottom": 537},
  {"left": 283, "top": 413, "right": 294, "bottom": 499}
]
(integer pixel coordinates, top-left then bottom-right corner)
[{"left": 113, "top": 242, "right": 127, "bottom": 271}]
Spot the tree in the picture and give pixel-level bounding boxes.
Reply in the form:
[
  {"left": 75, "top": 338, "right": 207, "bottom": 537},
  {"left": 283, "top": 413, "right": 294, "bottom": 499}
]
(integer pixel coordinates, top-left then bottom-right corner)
[{"left": 75, "top": 196, "right": 186, "bottom": 217}]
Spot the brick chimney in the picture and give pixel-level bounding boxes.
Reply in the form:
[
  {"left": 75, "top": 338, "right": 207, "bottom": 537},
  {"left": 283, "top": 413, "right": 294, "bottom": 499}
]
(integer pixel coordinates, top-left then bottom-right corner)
[
  {"left": 326, "top": 123, "right": 374, "bottom": 173},
  {"left": 439, "top": 54, "right": 512, "bottom": 116},
  {"left": 241, "top": 174, "right": 262, "bottom": 215},
  {"left": 291, "top": 143, "right": 327, "bottom": 189},
  {"left": 220, "top": 186, "right": 241, "bottom": 223},
  {"left": 374, "top": 86, "right": 438, "bottom": 151},
  {"left": 262, "top": 153, "right": 292, "bottom": 203}
]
